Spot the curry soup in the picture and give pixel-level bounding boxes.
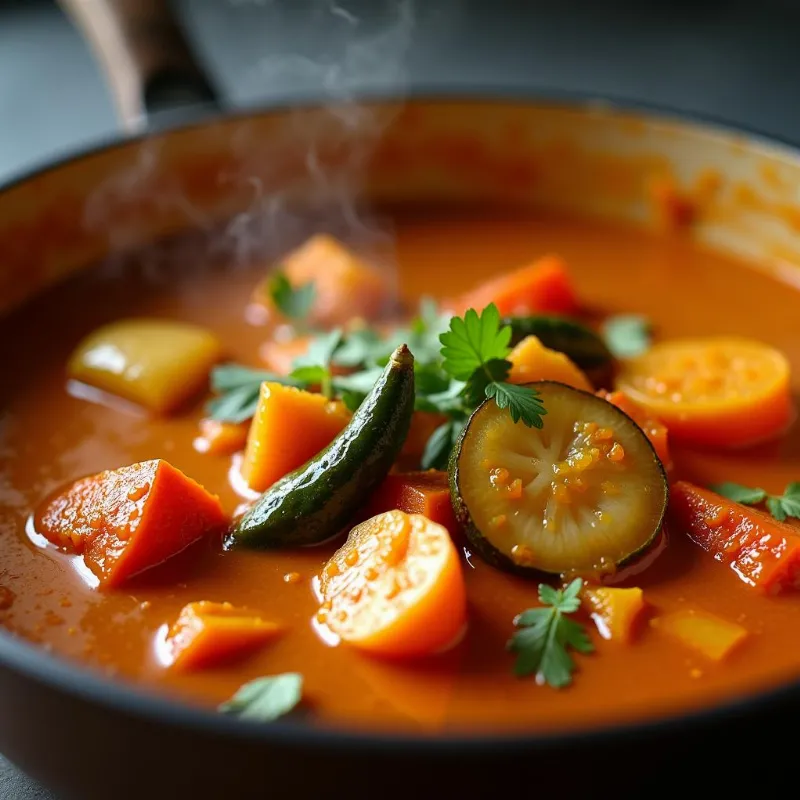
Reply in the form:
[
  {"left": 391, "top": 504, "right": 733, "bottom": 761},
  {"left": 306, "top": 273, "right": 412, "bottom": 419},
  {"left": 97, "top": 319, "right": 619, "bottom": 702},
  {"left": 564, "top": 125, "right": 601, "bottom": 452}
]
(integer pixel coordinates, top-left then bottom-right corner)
[{"left": 1, "top": 210, "right": 799, "bottom": 734}]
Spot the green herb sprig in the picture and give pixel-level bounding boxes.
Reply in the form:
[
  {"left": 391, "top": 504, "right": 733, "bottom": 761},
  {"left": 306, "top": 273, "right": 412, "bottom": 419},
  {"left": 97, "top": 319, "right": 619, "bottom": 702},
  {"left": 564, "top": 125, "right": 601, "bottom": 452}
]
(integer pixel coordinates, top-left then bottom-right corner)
[
  {"left": 219, "top": 672, "right": 303, "bottom": 722},
  {"left": 712, "top": 481, "right": 800, "bottom": 522},
  {"left": 507, "top": 578, "right": 593, "bottom": 689}
]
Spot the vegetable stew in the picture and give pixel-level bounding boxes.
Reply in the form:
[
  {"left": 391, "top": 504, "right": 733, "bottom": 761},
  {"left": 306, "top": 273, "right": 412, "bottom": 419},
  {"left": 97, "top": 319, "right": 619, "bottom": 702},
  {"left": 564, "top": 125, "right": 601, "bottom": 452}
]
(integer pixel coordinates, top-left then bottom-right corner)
[{"left": 1, "top": 210, "right": 799, "bottom": 733}]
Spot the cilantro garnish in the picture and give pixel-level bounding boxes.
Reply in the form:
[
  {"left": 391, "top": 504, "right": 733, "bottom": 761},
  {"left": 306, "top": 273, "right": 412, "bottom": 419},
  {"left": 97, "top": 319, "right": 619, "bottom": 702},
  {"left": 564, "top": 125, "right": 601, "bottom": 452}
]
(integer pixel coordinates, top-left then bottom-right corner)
[
  {"left": 507, "top": 578, "right": 593, "bottom": 688},
  {"left": 601, "top": 314, "right": 652, "bottom": 358},
  {"left": 206, "top": 364, "right": 300, "bottom": 423},
  {"left": 268, "top": 272, "right": 316, "bottom": 322},
  {"left": 439, "top": 304, "right": 547, "bottom": 429},
  {"left": 712, "top": 481, "right": 800, "bottom": 523}
]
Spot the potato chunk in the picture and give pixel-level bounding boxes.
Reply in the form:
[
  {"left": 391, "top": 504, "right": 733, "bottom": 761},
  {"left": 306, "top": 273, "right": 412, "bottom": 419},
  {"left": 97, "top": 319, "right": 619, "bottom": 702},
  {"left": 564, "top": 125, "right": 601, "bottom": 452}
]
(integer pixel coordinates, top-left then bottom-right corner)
[{"left": 68, "top": 319, "right": 221, "bottom": 414}]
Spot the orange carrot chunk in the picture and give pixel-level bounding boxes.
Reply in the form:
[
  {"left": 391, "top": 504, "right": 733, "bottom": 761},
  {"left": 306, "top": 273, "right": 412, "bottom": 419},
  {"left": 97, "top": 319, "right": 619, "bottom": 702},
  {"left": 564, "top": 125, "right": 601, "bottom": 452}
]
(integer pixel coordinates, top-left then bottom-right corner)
[
  {"left": 597, "top": 389, "right": 671, "bottom": 467},
  {"left": 582, "top": 586, "right": 647, "bottom": 644},
  {"left": 317, "top": 511, "right": 467, "bottom": 659},
  {"left": 508, "top": 335, "right": 592, "bottom": 390},
  {"left": 165, "top": 601, "right": 283, "bottom": 671},
  {"left": 367, "top": 471, "right": 460, "bottom": 538},
  {"left": 669, "top": 481, "right": 800, "bottom": 592},
  {"left": 448, "top": 255, "right": 579, "bottom": 316},
  {"left": 194, "top": 419, "right": 249, "bottom": 456},
  {"left": 36, "top": 460, "right": 226, "bottom": 589},
  {"left": 240, "top": 382, "right": 351, "bottom": 492},
  {"left": 253, "top": 235, "right": 388, "bottom": 326}
]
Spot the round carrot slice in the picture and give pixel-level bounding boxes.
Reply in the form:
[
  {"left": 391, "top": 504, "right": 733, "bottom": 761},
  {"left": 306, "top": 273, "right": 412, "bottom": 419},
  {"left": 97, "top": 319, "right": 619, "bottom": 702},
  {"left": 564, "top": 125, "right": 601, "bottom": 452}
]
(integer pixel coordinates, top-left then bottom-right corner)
[
  {"left": 616, "top": 337, "right": 794, "bottom": 449},
  {"left": 317, "top": 511, "right": 467, "bottom": 659}
]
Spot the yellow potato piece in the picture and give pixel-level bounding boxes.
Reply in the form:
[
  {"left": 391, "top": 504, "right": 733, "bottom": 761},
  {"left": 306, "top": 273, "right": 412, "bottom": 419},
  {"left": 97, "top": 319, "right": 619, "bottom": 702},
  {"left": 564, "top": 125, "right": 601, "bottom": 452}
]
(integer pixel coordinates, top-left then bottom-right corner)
[
  {"left": 68, "top": 319, "right": 222, "bottom": 414},
  {"left": 651, "top": 608, "right": 748, "bottom": 661},
  {"left": 508, "top": 335, "right": 592, "bottom": 390}
]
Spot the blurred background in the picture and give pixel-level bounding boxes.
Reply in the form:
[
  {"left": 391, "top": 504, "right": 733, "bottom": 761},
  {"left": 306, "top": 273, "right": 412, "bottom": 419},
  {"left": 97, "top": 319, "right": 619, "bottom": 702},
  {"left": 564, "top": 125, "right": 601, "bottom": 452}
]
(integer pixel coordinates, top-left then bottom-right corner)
[{"left": 4, "top": 0, "right": 800, "bottom": 183}]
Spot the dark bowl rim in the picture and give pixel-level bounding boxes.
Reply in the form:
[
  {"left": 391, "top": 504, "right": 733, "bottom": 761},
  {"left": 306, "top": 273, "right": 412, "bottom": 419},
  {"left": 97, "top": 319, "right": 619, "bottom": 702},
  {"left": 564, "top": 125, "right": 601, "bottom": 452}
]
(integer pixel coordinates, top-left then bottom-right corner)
[{"left": 1, "top": 85, "right": 798, "bottom": 754}]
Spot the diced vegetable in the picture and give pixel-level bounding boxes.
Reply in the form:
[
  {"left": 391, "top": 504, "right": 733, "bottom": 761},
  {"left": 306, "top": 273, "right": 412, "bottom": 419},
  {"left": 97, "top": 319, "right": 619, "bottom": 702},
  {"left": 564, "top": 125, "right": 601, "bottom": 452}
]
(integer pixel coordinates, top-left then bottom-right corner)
[
  {"left": 615, "top": 337, "right": 794, "bottom": 449},
  {"left": 597, "top": 390, "right": 671, "bottom": 467},
  {"left": 651, "top": 609, "right": 748, "bottom": 661},
  {"left": 582, "top": 586, "right": 647, "bottom": 643},
  {"left": 448, "top": 255, "right": 579, "bottom": 317},
  {"left": 68, "top": 319, "right": 221, "bottom": 414},
  {"left": 451, "top": 381, "right": 668, "bottom": 576},
  {"left": 240, "top": 382, "right": 351, "bottom": 492},
  {"left": 504, "top": 314, "right": 613, "bottom": 387},
  {"left": 194, "top": 419, "right": 249, "bottom": 455},
  {"left": 165, "top": 601, "right": 283, "bottom": 670},
  {"left": 507, "top": 335, "right": 593, "bottom": 391},
  {"left": 367, "top": 470, "right": 459, "bottom": 538},
  {"left": 669, "top": 481, "right": 800, "bottom": 592},
  {"left": 317, "top": 511, "right": 467, "bottom": 658},
  {"left": 36, "top": 459, "right": 226, "bottom": 588},
  {"left": 229, "top": 345, "right": 415, "bottom": 549},
  {"left": 254, "top": 235, "right": 388, "bottom": 326}
]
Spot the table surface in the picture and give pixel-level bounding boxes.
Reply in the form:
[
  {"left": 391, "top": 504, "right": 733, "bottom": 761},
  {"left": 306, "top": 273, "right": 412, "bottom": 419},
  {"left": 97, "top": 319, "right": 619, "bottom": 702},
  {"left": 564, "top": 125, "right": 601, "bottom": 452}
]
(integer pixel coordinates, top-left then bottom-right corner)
[{"left": 3, "top": 0, "right": 800, "bottom": 795}]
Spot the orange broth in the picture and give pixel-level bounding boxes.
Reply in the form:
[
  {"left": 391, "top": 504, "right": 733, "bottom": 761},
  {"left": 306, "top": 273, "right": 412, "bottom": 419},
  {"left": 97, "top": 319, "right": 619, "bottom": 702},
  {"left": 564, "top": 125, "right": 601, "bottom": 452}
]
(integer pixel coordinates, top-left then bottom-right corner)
[{"left": 1, "top": 210, "right": 799, "bottom": 734}]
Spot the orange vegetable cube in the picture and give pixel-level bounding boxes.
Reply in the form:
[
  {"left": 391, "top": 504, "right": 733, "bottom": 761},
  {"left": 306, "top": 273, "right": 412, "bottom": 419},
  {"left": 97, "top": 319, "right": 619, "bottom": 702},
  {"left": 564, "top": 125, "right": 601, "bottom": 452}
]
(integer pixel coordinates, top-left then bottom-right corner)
[
  {"left": 165, "top": 601, "right": 283, "bottom": 671},
  {"left": 36, "top": 460, "right": 226, "bottom": 588},
  {"left": 582, "top": 586, "right": 647, "bottom": 644},
  {"left": 651, "top": 609, "right": 748, "bottom": 661},
  {"left": 398, "top": 411, "right": 449, "bottom": 466},
  {"left": 367, "top": 470, "right": 460, "bottom": 538},
  {"left": 508, "top": 335, "right": 592, "bottom": 391},
  {"left": 254, "top": 235, "right": 388, "bottom": 326},
  {"left": 194, "top": 419, "right": 249, "bottom": 455},
  {"left": 448, "top": 255, "right": 579, "bottom": 317},
  {"left": 670, "top": 481, "right": 800, "bottom": 592},
  {"left": 240, "top": 382, "right": 351, "bottom": 492}
]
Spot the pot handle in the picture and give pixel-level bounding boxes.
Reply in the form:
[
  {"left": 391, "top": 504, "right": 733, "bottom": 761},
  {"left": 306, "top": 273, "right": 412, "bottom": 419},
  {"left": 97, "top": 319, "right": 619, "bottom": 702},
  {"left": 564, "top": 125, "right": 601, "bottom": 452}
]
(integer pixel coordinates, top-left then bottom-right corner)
[{"left": 58, "top": 0, "right": 220, "bottom": 130}]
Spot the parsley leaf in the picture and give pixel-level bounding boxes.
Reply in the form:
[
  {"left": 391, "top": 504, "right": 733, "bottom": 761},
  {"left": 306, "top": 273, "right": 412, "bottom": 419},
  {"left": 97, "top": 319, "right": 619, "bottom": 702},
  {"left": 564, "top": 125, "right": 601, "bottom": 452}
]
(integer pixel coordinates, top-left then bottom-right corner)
[
  {"left": 206, "top": 363, "right": 299, "bottom": 423},
  {"left": 711, "top": 482, "right": 767, "bottom": 505},
  {"left": 440, "top": 303, "right": 512, "bottom": 380},
  {"left": 712, "top": 480, "right": 800, "bottom": 523},
  {"left": 219, "top": 672, "right": 303, "bottom": 722},
  {"left": 486, "top": 382, "right": 547, "bottom": 428},
  {"left": 601, "top": 314, "right": 652, "bottom": 358},
  {"left": 290, "top": 329, "right": 344, "bottom": 399},
  {"left": 507, "top": 578, "right": 593, "bottom": 689},
  {"left": 421, "top": 418, "right": 465, "bottom": 470},
  {"left": 331, "top": 327, "right": 385, "bottom": 368},
  {"left": 268, "top": 272, "right": 315, "bottom": 322}
]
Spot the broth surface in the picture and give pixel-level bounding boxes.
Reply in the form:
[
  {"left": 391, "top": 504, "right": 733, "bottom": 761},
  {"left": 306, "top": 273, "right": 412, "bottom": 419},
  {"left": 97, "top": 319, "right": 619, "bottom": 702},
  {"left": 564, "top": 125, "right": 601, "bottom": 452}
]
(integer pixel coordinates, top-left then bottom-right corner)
[{"left": 1, "top": 211, "right": 799, "bottom": 733}]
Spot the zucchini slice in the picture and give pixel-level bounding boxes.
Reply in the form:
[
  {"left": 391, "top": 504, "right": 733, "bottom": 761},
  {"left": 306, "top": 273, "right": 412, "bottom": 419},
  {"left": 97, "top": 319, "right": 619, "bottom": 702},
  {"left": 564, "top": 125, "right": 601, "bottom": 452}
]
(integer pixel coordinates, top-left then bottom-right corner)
[
  {"left": 450, "top": 381, "right": 667, "bottom": 577},
  {"left": 503, "top": 315, "right": 613, "bottom": 387}
]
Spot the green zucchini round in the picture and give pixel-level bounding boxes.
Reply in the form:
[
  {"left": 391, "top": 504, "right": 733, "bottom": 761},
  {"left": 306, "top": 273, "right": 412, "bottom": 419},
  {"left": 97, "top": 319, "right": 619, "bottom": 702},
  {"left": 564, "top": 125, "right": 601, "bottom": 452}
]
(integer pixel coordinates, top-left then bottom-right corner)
[
  {"left": 450, "top": 380, "right": 667, "bottom": 578},
  {"left": 503, "top": 315, "right": 613, "bottom": 387},
  {"left": 227, "top": 344, "right": 415, "bottom": 549}
]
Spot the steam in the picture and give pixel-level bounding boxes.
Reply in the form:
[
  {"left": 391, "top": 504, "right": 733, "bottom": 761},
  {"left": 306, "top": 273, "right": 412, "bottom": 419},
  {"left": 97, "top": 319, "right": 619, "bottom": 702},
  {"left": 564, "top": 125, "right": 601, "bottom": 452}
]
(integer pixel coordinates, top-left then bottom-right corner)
[{"left": 84, "top": 0, "right": 415, "bottom": 301}]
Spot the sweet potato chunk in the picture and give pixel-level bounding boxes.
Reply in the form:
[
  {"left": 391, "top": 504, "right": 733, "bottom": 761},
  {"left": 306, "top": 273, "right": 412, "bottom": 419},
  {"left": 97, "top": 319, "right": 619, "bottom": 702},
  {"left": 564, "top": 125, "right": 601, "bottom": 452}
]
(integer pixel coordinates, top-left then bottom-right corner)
[
  {"left": 165, "top": 601, "right": 283, "bottom": 670},
  {"left": 37, "top": 460, "right": 226, "bottom": 588}
]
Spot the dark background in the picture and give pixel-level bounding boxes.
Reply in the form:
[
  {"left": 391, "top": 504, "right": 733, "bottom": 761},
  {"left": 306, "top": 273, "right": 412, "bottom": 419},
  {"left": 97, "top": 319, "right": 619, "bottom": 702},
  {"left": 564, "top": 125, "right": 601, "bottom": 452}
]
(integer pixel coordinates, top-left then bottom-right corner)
[{"left": 2, "top": 0, "right": 800, "bottom": 795}]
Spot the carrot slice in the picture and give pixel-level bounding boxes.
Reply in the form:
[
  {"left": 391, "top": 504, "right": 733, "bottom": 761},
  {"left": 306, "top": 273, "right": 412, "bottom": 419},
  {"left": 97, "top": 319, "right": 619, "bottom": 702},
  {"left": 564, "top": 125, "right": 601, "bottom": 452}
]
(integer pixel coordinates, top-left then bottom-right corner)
[
  {"left": 36, "top": 460, "right": 226, "bottom": 588},
  {"left": 254, "top": 235, "right": 388, "bottom": 326},
  {"left": 240, "top": 382, "right": 351, "bottom": 492},
  {"left": 317, "top": 511, "right": 467, "bottom": 659},
  {"left": 447, "top": 255, "right": 579, "bottom": 316},
  {"left": 582, "top": 586, "right": 647, "bottom": 644},
  {"left": 615, "top": 337, "right": 794, "bottom": 449},
  {"left": 651, "top": 609, "right": 748, "bottom": 661},
  {"left": 165, "top": 601, "right": 283, "bottom": 671},
  {"left": 508, "top": 335, "right": 592, "bottom": 390},
  {"left": 597, "top": 390, "right": 671, "bottom": 467},
  {"left": 194, "top": 419, "right": 249, "bottom": 456},
  {"left": 367, "top": 471, "right": 459, "bottom": 538},
  {"left": 669, "top": 481, "right": 800, "bottom": 592}
]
